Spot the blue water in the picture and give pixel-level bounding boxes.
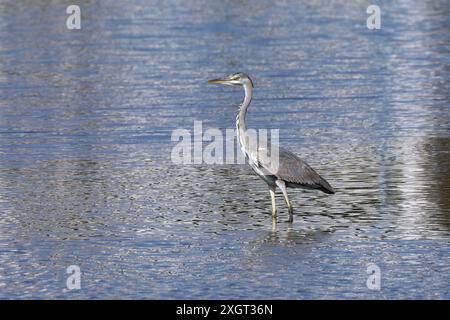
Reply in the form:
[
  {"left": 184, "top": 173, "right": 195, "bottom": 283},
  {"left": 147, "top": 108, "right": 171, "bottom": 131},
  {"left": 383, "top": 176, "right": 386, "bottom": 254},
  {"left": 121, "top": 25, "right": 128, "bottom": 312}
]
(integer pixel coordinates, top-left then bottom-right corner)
[{"left": 0, "top": 0, "right": 449, "bottom": 299}]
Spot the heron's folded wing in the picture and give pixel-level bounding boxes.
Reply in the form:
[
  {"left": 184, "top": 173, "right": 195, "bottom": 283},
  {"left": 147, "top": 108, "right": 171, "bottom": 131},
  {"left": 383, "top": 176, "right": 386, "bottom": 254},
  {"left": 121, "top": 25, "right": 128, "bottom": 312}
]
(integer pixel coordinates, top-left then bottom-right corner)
[{"left": 257, "top": 146, "right": 334, "bottom": 193}]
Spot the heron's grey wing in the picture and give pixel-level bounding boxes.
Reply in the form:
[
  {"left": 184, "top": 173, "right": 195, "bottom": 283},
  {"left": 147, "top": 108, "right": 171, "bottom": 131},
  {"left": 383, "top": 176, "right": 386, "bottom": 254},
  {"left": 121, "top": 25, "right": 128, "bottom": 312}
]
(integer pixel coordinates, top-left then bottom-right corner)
[{"left": 256, "top": 146, "right": 335, "bottom": 194}]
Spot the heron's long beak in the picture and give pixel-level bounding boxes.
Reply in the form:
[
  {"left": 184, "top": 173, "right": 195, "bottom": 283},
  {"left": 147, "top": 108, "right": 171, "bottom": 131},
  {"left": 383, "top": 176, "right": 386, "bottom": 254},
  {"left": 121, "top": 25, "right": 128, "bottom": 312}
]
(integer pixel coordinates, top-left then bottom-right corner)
[{"left": 207, "top": 78, "right": 230, "bottom": 85}]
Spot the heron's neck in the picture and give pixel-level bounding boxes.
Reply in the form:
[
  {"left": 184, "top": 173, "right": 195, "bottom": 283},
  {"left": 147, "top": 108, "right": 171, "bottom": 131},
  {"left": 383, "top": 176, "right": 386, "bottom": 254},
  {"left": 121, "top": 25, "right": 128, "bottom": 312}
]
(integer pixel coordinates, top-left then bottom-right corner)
[{"left": 236, "top": 83, "right": 252, "bottom": 152}]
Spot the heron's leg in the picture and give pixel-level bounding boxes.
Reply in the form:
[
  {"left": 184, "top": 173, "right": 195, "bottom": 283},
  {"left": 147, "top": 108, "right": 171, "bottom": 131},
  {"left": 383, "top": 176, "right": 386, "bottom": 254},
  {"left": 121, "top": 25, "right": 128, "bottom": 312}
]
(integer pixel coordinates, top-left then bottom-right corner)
[
  {"left": 275, "top": 180, "right": 293, "bottom": 223},
  {"left": 269, "top": 188, "right": 277, "bottom": 219}
]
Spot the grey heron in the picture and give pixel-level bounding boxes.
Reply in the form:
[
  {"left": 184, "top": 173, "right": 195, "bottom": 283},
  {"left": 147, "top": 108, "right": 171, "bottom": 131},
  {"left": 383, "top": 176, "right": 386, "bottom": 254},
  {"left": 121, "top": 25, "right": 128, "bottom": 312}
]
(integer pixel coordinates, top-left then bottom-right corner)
[{"left": 208, "top": 72, "right": 334, "bottom": 223}]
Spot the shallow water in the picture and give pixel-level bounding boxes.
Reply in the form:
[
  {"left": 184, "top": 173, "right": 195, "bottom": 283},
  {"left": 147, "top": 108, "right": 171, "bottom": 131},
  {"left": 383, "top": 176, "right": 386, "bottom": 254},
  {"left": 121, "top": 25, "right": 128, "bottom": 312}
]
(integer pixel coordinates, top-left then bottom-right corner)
[{"left": 0, "top": 0, "right": 449, "bottom": 299}]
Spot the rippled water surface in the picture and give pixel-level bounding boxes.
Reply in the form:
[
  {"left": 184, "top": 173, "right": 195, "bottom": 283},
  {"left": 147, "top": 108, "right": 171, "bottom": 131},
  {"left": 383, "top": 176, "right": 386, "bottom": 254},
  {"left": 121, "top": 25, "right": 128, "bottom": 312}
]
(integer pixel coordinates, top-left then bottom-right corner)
[{"left": 0, "top": 0, "right": 449, "bottom": 299}]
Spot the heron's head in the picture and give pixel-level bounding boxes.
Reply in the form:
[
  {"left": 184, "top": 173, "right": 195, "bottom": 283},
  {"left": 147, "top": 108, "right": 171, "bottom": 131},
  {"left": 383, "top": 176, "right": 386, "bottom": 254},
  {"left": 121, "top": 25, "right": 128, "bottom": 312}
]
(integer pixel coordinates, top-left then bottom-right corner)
[{"left": 208, "top": 72, "right": 253, "bottom": 88}]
